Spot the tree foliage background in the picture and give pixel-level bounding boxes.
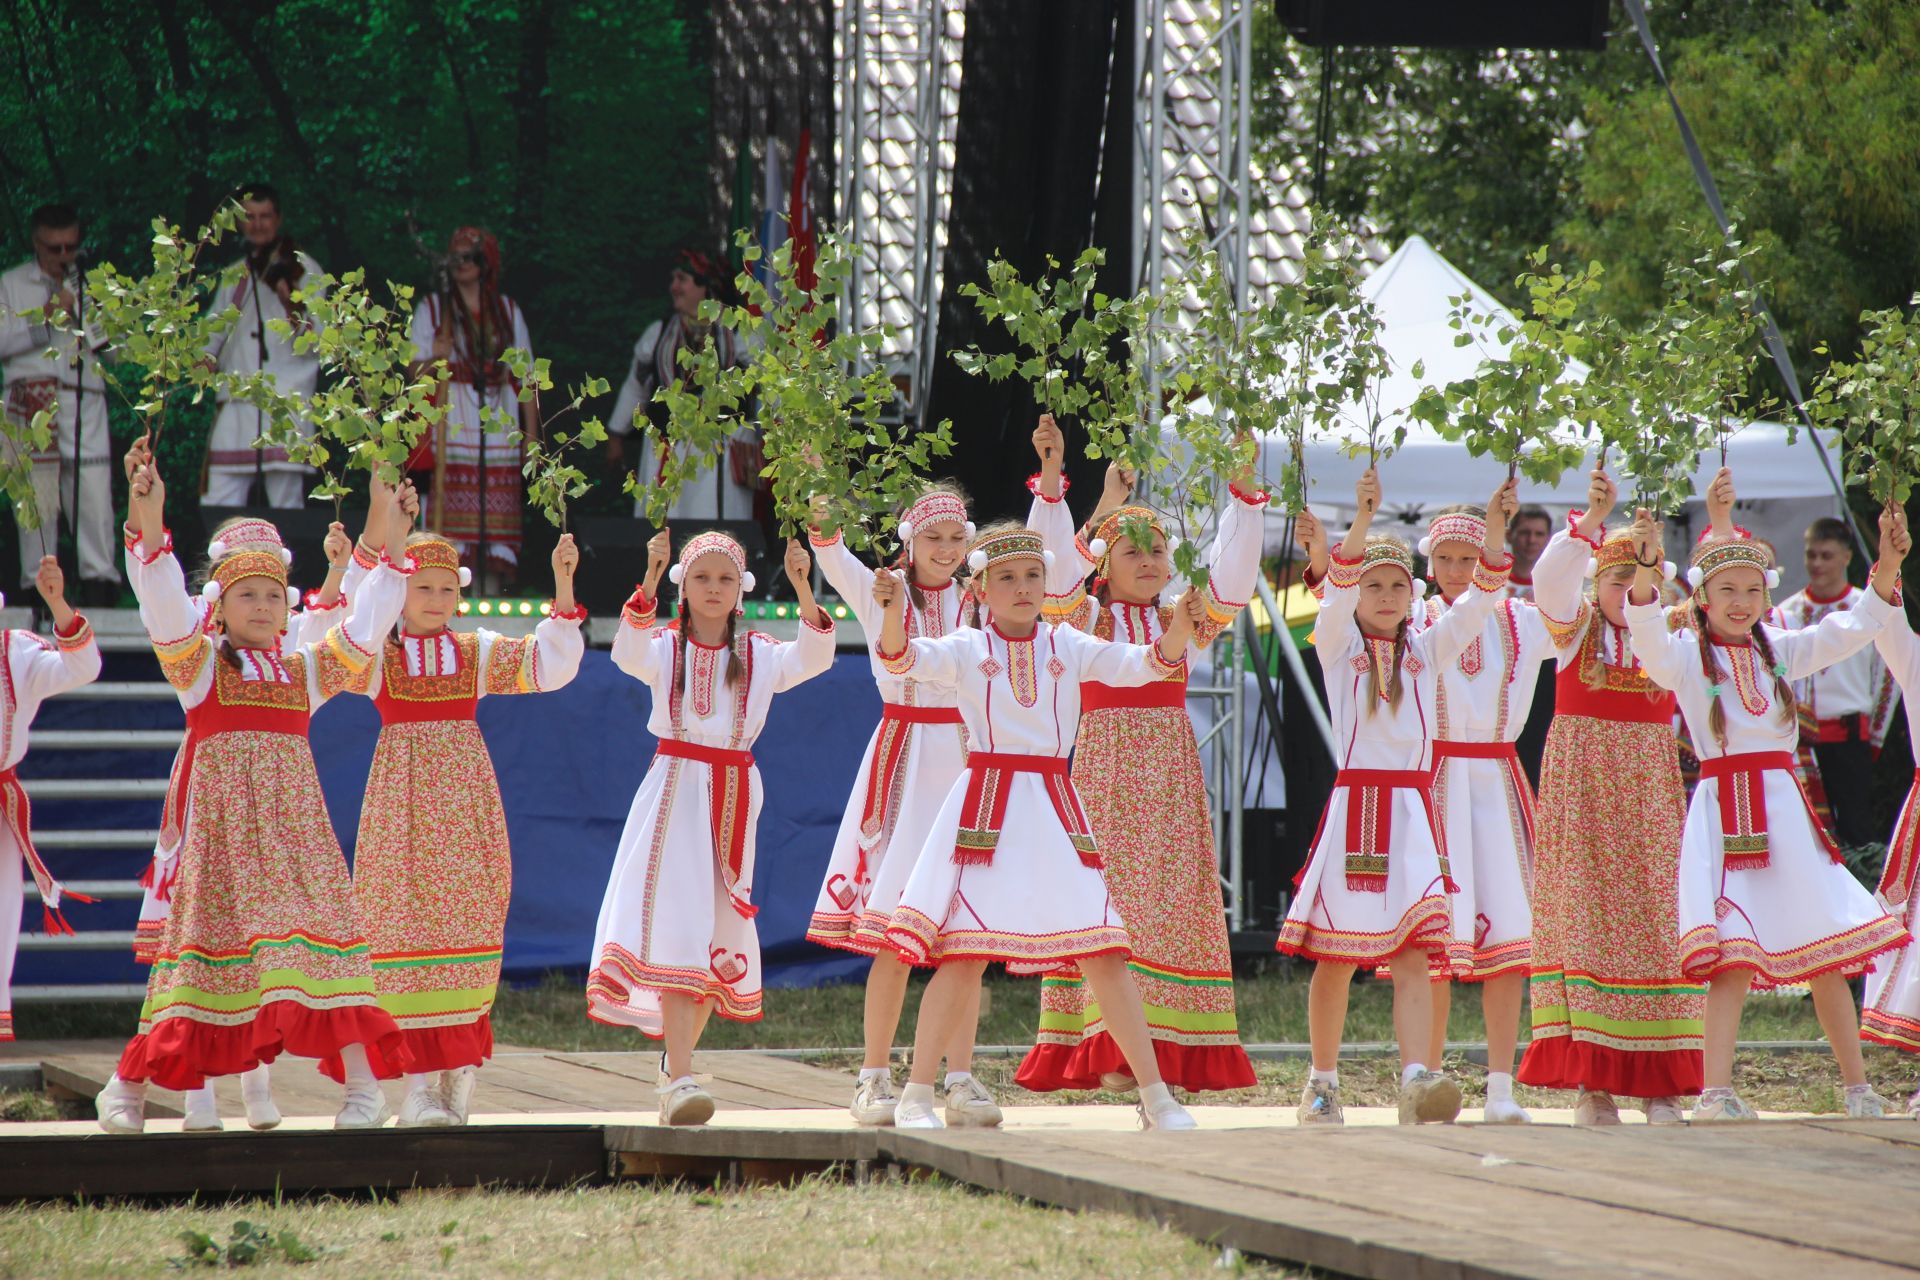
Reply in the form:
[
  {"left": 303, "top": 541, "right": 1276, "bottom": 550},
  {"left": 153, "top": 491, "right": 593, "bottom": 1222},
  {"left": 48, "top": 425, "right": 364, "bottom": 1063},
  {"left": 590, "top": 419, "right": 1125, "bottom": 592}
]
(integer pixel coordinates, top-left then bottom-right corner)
[{"left": 0, "top": 0, "right": 711, "bottom": 571}]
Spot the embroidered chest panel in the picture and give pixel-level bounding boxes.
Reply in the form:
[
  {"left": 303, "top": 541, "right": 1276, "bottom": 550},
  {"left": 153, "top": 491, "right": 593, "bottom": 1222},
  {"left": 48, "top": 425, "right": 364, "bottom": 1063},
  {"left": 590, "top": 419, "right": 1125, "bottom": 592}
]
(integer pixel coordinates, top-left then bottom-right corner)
[
  {"left": 213, "top": 650, "right": 309, "bottom": 712},
  {"left": 1576, "top": 616, "right": 1660, "bottom": 693},
  {"left": 382, "top": 632, "right": 480, "bottom": 703}
]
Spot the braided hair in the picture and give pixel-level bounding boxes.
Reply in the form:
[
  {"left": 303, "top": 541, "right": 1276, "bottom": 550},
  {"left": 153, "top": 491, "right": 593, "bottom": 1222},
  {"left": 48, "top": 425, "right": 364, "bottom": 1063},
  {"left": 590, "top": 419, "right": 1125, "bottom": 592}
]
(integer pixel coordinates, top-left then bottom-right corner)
[{"left": 1692, "top": 602, "right": 1796, "bottom": 750}]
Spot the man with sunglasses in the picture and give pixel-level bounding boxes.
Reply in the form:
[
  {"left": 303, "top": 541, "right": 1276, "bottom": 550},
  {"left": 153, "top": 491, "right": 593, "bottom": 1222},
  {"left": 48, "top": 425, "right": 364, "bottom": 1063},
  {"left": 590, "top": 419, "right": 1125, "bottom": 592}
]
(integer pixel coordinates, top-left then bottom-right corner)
[
  {"left": 0, "top": 204, "right": 119, "bottom": 605},
  {"left": 202, "top": 182, "right": 323, "bottom": 509}
]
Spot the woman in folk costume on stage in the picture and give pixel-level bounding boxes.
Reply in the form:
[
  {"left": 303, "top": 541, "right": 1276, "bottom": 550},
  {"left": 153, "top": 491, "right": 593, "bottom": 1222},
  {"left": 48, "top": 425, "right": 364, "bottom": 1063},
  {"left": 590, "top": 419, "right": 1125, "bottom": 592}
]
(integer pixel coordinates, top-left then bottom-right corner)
[
  {"left": 1014, "top": 416, "right": 1260, "bottom": 1096},
  {"left": 1624, "top": 506, "right": 1910, "bottom": 1121},
  {"left": 126, "top": 517, "right": 358, "bottom": 1132},
  {"left": 803, "top": 486, "right": 1001, "bottom": 1128},
  {"left": 312, "top": 493, "right": 587, "bottom": 1127},
  {"left": 1861, "top": 542, "right": 1920, "bottom": 1111},
  {"left": 1281, "top": 469, "right": 1518, "bottom": 1126},
  {"left": 0, "top": 557, "right": 101, "bottom": 1041},
  {"left": 1403, "top": 499, "right": 1591, "bottom": 1123},
  {"left": 96, "top": 448, "right": 414, "bottom": 1134},
  {"left": 874, "top": 524, "right": 1206, "bottom": 1133},
  {"left": 408, "top": 226, "right": 537, "bottom": 593},
  {"left": 589, "top": 529, "right": 836, "bottom": 1126}
]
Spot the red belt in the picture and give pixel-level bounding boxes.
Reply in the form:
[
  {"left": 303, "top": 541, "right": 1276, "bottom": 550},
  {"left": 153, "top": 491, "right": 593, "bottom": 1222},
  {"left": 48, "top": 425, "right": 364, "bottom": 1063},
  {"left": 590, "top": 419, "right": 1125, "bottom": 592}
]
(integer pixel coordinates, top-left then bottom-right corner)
[
  {"left": 1081, "top": 681, "right": 1187, "bottom": 711},
  {"left": 1809, "top": 714, "right": 1870, "bottom": 744},
  {"left": 880, "top": 704, "right": 962, "bottom": 725},
  {"left": 853, "top": 703, "right": 964, "bottom": 880},
  {"left": 654, "top": 739, "right": 757, "bottom": 917},
  {"left": 954, "top": 752, "right": 1098, "bottom": 870},
  {"left": 1332, "top": 768, "right": 1448, "bottom": 894},
  {"left": 1432, "top": 741, "right": 1517, "bottom": 761},
  {"left": 1698, "top": 750, "right": 1836, "bottom": 871},
  {"left": 655, "top": 739, "right": 754, "bottom": 769},
  {"left": 0, "top": 768, "right": 91, "bottom": 934}
]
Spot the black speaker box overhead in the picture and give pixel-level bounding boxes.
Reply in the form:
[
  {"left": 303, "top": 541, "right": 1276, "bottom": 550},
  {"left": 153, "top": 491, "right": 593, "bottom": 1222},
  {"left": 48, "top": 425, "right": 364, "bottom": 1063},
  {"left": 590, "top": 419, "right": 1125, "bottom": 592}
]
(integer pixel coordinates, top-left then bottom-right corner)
[{"left": 1276, "top": 0, "right": 1611, "bottom": 51}]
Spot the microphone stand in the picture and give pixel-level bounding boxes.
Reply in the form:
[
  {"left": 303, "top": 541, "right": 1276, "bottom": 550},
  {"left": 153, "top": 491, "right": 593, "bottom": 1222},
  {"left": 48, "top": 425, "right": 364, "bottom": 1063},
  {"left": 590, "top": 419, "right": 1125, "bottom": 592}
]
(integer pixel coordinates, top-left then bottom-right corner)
[
  {"left": 248, "top": 264, "right": 269, "bottom": 507},
  {"left": 66, "top": 265, "right": 83, "bottom": 574}
]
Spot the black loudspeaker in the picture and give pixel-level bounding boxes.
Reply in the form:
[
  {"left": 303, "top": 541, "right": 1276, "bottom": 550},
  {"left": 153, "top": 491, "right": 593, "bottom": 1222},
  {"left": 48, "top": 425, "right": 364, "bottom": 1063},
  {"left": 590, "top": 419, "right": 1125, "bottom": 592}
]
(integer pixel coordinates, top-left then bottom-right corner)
[
  {"left": 1276, "top": 0, "right": 1611, "bottom": 50},
  {"left": 569, "top": 516, "right": 776, "bottom": 615},
  {"left": 200, "top": 506, "right": 340, "bottom": 597}
]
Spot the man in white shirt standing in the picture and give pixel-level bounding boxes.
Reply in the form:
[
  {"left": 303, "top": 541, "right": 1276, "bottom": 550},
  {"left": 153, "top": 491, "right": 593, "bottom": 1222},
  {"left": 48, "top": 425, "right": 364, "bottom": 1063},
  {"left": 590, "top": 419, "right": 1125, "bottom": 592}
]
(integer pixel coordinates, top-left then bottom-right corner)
[
  {"left": 201, "top": 183, "right": 321, "bottom": 509},
  {"left": 0, "top": 204, "right": 119, "bottom": 605},
  {"left": 1777, "top": 515, "right": 1900, "bottom": 848}
]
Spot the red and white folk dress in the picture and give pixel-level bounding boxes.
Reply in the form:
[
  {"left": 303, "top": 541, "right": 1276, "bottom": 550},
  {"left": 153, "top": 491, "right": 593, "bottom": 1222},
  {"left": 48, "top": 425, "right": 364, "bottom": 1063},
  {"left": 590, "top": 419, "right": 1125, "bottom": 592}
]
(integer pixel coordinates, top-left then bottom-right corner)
[
  {"left": 588, "top": 592, "right": 836, "bottom": 1035},
  {"left": 319, "top": 608, "right": 585, "bottom": 1080},
  {"left": 1864, "top": 599, "right": 1920, "bottom": 1053},
  {"left": 114, "top": 531, "right": 408, "bottom": 1090}
]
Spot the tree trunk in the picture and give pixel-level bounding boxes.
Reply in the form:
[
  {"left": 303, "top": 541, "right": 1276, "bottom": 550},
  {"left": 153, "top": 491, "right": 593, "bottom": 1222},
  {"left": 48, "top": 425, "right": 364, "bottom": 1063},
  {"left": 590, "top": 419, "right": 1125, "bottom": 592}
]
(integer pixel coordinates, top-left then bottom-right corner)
[
  {"left": 510, "top": 0, "right": 558, "bottom": 263},
  {"left": 3, "top": 5, "right": 67, "bottom": 192},
  {"left": 149, "top": 0, "right": 213, "bottom": 227}
]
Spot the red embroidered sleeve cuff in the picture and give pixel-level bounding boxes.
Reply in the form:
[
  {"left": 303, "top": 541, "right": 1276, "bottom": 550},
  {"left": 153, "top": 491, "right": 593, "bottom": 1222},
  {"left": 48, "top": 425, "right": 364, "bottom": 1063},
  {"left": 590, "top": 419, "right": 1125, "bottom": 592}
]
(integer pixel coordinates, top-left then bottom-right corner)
[
  {"left": 1697, "top": 523, "right": 1752, "bottom": 544},
  {"left": 1148, "top": 641, "right": 1189, "bottom": 680},
  {"left": 123, "top": 525, "right": 173, "bottom": 564},
  {"left": 1566, "top": 510, "right": 1606, "bottom": 550},
  {"left": 878, "top": 639, "right": 915, "bottom": 674},
  {"left": 1301, "top": 565, "right": 1327, "bottom": 601},
  {"left": 352, "top": 538, "right": 382, "bottom": 571},
  {"left": 1471, "top": 552, "right": 1514, "bottom": 594},
  {"left": 303, "top": 590, "right": 345, "bottom": 612},
  {"left": 807, "top": 527, "right": 843, "bottom": 549},
  {"left": 1325, "top": 550, "right": 1366, "bottom": 591},
  {"left": 800, "top": 607, "right": 834, "bottom": 634},
  {"left": 623, "top": 588, "right": 658, "bottom": 628},
  {"left": 1025, "top": 472, "right": 1067, "bottom": 502},
  {"left": 550, "top": 602, "right": 588, "bottom": 623},
  {"left": 1228, "top": 481, "right": 1271, "bottom": 506},
  {"left": 383, "top": 553, "right": 415, "bottom": 576},
  {"left": 54, "top": 613, "right": 92, "bottom": 649}
]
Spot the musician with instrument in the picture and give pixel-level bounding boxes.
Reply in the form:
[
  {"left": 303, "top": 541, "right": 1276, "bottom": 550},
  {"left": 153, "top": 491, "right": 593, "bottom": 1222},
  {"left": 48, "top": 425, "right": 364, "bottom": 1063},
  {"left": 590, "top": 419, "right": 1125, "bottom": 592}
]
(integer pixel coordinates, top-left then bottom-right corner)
[
  {"left": 0, "top": 204, "right": 118, "bottom": 604},
  {"left": 202, "top": 183, "right": 322, "bottom": 510}
]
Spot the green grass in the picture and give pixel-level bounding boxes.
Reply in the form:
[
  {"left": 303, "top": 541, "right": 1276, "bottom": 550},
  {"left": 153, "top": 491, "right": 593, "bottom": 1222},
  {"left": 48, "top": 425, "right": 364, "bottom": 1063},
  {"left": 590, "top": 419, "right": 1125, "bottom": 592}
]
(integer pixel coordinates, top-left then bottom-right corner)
[{"left": 0, "top": 1177, "right": 1307, "bottom": 1279}]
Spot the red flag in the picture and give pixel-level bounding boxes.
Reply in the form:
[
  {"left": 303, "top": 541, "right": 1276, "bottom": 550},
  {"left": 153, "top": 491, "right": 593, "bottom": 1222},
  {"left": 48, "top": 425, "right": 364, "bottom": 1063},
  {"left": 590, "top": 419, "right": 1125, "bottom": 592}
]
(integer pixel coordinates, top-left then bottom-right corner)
[{"left": 788, "top": 128, "right": 817, "bottom": 293}]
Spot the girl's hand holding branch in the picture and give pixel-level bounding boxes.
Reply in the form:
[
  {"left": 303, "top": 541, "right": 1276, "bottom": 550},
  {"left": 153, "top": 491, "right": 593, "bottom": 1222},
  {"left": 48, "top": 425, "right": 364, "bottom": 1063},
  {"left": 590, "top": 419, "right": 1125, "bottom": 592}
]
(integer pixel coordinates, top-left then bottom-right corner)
[{"left": 642, "top": 528, "right": 671, "bottom": 600}]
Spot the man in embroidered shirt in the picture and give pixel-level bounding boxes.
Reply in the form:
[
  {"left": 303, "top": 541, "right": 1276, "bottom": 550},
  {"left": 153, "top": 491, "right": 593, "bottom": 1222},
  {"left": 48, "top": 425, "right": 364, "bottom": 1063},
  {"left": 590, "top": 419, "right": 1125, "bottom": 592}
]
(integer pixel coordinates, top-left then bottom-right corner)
[
  {"left": 1777, "top": 516, "right": 1900, "bottom": 848},
  {"left": 0, "top": 204, "right": 119, "bottom": 604}
]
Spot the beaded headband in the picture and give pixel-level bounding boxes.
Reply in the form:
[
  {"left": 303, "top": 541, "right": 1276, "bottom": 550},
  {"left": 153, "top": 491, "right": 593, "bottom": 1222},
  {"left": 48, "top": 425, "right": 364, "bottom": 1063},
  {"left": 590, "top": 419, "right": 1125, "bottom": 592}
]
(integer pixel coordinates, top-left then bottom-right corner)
[
  {"left": 896, "top": 492, "right": 975, "bottom": 546},
  {"left": 203, "top": 521, "right": 291, "bottom": 604},
  {"left": 966, "top": 529, "right": 1053, "bottom": 574},
  {"left": 1417, "top": 512, "right": 1486, "bottom": 557},
  {"left": 669, "top": 531, "right": 756, "bottom": 593},
  {"left": 1086, "top": 505, "right": 1176, "bottom": 572},
  {"left": 1688, "top": 535, "right": 1781, "bottom": 594},
  {"left": 408, "top": 536, "right": 473, "bottom": 588}
]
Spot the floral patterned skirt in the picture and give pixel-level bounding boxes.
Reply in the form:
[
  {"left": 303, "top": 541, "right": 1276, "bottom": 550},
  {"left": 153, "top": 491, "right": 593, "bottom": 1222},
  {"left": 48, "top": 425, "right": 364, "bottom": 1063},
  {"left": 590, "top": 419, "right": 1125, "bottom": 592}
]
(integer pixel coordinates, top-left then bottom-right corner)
[
  {"left": 1016, "top": 707, "right": 1255, "bottom": 1092},
  {"left": 1518, "top": 714, "right": 1703, "bottom": 1099},
  {"left": 116, "top": 731, "right": 401, "bottom": 1091},
  {"left": 320, "top": 720, "right": 511, "bottom": 1080}
]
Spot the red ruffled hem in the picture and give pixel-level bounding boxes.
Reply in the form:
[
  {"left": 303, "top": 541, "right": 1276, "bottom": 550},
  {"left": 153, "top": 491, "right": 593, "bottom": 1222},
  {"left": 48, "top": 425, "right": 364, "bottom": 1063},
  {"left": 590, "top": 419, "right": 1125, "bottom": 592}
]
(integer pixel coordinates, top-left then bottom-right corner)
[
  {"left": 1516, "top": 1036, "right": 1703, "bottom": 1099},
  {"left": 1015, "top": 1033, "right": 1258, "bottom": 1094},
  {"left": 117, "top": 1002, "right": 408, "bottom": 1091},
  {"left": 314, "top": 1015, "right": 493, "bottom": 1082}
]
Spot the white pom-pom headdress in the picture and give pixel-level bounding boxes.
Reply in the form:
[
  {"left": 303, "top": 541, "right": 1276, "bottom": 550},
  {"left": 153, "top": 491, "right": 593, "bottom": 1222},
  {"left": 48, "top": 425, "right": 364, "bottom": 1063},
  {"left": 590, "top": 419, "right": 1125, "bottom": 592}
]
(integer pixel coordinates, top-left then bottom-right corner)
[
  {"left": 1087, "top": 505, "right": 1169, "bottom": 575},
  {"left": 671, "top": 531, "right": 756, "bottom": 596},
  {"left": 1688, "top": 535, "right": 1779, "bottom": 601},
  {"left": 406, "top": 536, "right": 471, "bottom": 588},
  {"left": 1416, "top": 511, "right": 1487, "bottom": 559},
  {"left": 205, "top": 518, "right": 291, "bottom": 608},
  {"left": 897, "top": 492, "right": 974, "bottom": 557}
]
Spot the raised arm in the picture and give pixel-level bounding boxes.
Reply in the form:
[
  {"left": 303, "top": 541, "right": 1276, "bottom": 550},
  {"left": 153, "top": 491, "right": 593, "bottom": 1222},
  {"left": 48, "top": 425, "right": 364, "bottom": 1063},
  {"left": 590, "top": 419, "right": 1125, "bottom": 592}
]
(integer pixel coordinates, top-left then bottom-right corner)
[
  {"left": 612, "top": 526, "right": 673, "bottom": 684},
  {"left": 1073, "top": 585, "right": 1198, "bottom": 686},
  {"left": 874, "top": 567, "right": 968, "bottom": 690},
  {"left": 1192, "top": 479, "right": 1269, "bottom": 645},
  {"left": 1027, "top": 415, "right": 1096, "bottom": 617},
  {"left": 1417, "top": 477, "right": 1518, "bottom": 667},
  {"left": 1769, "top": 505, "right": 1907, "bottom": 681},
  {"left": 16, "top": 557, "right": 100, "bottom": 700},
  {"left": 807, "top": 497, "right": 879, "bottom": 633},
  {"left": 1621, "top": 510, "right": 1691, "bottom": 690},
  {"left": 769, "top": 539, "right": 837, "bottom": 692}
]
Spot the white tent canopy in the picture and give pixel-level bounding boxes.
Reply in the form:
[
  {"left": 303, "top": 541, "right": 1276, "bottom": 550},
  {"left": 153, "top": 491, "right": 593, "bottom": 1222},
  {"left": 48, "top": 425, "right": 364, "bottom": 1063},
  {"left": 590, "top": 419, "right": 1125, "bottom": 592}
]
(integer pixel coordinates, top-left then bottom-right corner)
[{"left": 1252, "top": 235, "right": 1844, "bottom": 564}]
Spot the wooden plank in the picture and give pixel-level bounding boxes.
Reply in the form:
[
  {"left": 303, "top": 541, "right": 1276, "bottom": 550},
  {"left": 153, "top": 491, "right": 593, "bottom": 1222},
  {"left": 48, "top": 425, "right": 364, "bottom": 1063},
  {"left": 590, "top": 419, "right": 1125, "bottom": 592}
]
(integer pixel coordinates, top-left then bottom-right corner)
[
  {"left": 1800, "top": 1119, "right": 1920, "bottom": 1151},
  {"left": 553, "top": 1052, "right": 810, "bottom": 1112},
  {"left": 695, "top": 1054, "right": 852, "bottom": 1108},
  {"left": 601, "top": 1124, "right": 875, "bottom": 1166},
  {"left": 0, "top": 1126, "right": 608, "bottom": 1200}
]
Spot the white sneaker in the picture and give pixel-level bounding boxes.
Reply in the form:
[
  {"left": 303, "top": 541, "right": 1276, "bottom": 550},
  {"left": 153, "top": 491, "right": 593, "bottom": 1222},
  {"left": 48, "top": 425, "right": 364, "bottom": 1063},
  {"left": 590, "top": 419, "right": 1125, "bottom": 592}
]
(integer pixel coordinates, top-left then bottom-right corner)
[
  {"left": 442, "top": 1067, "right": 477, "bottom": 1125},
  {"left": 1690, "top": 1092, "right": 1758, "bottom": 1123},
  {"left": 1139, "top": 1097, "right": 1198, "bottom": 1131},
  {"left": 95, "top": 1076, "right": 146, "bottom": 1134},
  {"left": 849, "top": 1074, "right": 899, "bottom": 1127},
  {"left": 1482, "top": 1096, "right": 1532, "bottom": 1125},
  {"left": 1643, "top": 1096, "right": 1686, "bottom": 1126},
  {"left": 943, "top": 1076, "right": 1004, "bottom": 1128},
  {"left": 182, "top": 1086, "right": 223, "bottom": 1133},
  {"left": 1573, "top": 1088, "right": 1621, "bottom": 1126},
  {"left": 336, "top": 1084, "right": 392, "bottom": 1129},
  {"left": 240, "top": 1067, "right": 281, "bottom": 1131},
  {"left": 893, "top": 1089, "right": 945, "bottom": 1129},
  {"left": 1297, "top": 1080, "right": 1344, "bottom": 1125},
  {"left": 1907, "top": 1088, "right": 1920, "bottom": 1119},
  {"left": 1398, "top": 1071, "right": 1463, "bottom": 1125},
  {"left": 398, "top": 1083, "right": 457, "bottom": 1128},
  {"left": 1845, "top": 1087, "right": 1893, "bottom": 1119},
  {"left": 658, "top": 1077, "right": 715, "bottom": 1127}
]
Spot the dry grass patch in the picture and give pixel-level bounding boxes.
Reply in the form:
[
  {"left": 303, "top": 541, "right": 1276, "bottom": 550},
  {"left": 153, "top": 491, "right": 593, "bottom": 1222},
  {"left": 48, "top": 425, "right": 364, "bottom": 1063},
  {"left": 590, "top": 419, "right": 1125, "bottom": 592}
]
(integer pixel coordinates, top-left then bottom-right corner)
[{"left": 0, "top": 1176, "right": 1310, "bottom": 1279}]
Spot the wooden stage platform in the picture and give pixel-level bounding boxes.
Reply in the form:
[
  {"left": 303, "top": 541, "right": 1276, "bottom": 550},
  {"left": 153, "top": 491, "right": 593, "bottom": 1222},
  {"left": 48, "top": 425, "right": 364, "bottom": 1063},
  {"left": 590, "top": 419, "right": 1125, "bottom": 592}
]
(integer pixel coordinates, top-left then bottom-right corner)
[{"left": 5, "top": 1043, "right": 1919, "bottom": 1280}]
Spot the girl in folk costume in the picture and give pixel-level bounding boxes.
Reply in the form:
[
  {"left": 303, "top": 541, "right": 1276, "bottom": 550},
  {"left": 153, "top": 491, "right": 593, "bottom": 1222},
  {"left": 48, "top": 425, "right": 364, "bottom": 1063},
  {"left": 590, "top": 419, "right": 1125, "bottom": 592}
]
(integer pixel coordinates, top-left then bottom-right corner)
[
  {"left": 1405, "top": 500, "right": 1588, "bottom": 1124},
  {"left": 1861, "top": 553, "right": 1920, "bottom": 1112},
  {"left": 314, "top": 495, "right": 587, "bottom": 1127},
  {"left": 1015, "top": 416, "right": 1260, "bottom": 1095},
  {"left": 589, "top": 531, "right": 836, "bottom": 1126},
  {"left": 95, "top": 455, "right": 414, "bottom": 1134},
  {"left": 1516, "top": 470, "right": 1730, "bottom": 1125},
  {"left": 874, "top": 525, "right": 1206, "bottom": 1133},
  {"left": 408, "top": 227, "right": 538, "bottom": 591},
  {"left": 0, "top": 557, "right": 102, "bottom": 1041},
  {"left": 1281, "top": 470, "right": 1518, "bottom": 1126},
  {"left": 1624, "top": 507, "right": 1910, "bottom": 1121},
  {"left": 127, "top": 518, "right": 358, "bottom": 1132},
  {"left": 803, "top": 486, "right": 1002, "bottom": 1128}
]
